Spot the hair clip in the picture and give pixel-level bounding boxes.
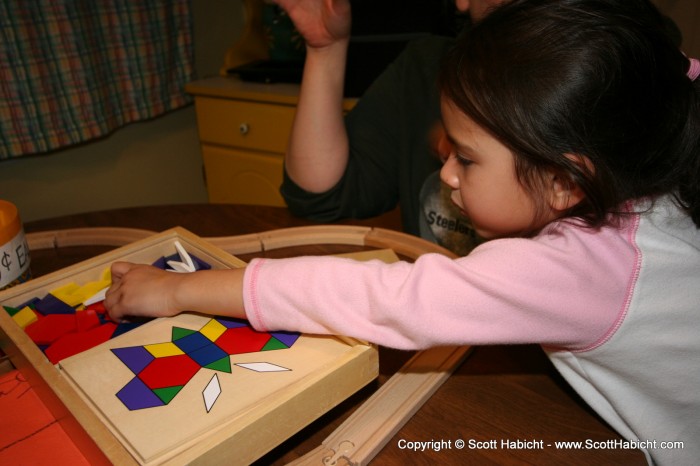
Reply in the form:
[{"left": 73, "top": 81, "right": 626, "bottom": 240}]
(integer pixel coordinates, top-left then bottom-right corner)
[{"left": 687, "top": 57, "right": 700, "bottom": 82}]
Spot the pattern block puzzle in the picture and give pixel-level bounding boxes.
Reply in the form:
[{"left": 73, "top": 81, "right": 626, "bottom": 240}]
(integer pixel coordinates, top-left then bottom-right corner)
[
  {"left": 3, "top": 241, "right": 216, "bottom": 364},
  {"left": 2, "top": 231, "right": 379, "bottom": 466},
  {"left": 112, "top": 317, "right": 301, "bottom": 410}
]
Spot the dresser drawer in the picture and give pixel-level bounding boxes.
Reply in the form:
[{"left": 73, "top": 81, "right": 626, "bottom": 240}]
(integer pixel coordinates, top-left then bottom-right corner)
[
  {"left": 194, "top": 97, "right": 295, "bottom": 153},
  {"left": 202, "top": 145, "right": 286, "bottom": 206}
]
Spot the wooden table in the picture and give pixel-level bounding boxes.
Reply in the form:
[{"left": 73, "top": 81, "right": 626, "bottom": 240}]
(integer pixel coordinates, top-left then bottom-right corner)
[{"left": 24, "top": 204, "right": 645, "bottom": 465}]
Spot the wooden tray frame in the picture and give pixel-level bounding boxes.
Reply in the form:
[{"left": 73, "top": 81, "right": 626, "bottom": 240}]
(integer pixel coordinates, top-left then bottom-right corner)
[{"left": 19, "top": 225, "right": 472, "bottom": 465}]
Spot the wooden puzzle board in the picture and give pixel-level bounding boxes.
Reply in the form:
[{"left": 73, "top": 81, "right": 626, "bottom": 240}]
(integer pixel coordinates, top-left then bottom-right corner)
[
  {"left": 59, "top": 313, "right": 375, "bottom": 465},
  {"left": 0, "top": 228, "right": 378, "bottom": 465}
]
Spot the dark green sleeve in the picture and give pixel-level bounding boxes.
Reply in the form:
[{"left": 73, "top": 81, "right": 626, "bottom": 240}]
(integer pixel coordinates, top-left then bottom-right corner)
[{"left": 281, "top": 37, "right": 453, "bottom": 233}]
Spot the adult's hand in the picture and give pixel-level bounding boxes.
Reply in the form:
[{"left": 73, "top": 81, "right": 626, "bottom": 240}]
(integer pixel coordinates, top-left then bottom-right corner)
[{"left": 272, "top": 0, "right": 351, "bottom": 49}]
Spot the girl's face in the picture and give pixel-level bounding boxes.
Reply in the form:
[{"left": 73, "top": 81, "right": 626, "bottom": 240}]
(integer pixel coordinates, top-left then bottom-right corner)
[{"left": 439, "top": 98, "right": 553, "bottom": 239}]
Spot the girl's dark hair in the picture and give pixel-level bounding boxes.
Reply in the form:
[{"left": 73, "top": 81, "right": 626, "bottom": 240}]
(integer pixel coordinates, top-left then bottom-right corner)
[{"left": 440, "top": 0, "right": 700, "bottom": 229}]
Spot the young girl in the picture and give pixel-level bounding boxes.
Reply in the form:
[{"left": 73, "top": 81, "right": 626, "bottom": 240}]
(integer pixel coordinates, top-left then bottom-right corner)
[{"left": 105, "top": 0, "right": 699, "bottom": 463}]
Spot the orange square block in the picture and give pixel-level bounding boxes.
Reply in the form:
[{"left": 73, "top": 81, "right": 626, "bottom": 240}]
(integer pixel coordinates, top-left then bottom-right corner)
[{"left": 0, "top": 370, "right": 89, "bottom": 465}]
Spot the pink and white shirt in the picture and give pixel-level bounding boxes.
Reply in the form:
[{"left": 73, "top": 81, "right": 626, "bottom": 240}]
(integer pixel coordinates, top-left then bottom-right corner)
[{"left": 243, "top": 195, "right": 699, "bottom": 465}]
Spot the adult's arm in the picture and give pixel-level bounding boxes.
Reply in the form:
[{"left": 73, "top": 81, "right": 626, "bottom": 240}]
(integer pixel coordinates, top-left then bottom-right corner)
[
  {"left": 273, "top": 0, "right": 352, "bottom": 192},
  {"left": 282, "top": 37, "right": 452, "bottom": 228}
]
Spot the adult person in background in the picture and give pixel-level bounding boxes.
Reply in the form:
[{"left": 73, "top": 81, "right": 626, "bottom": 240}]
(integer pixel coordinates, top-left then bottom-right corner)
[
  {"left": 274, "top": 0, "right": 682, "bottom": 256},
  {"left": 274, "top": 0, "right": 507, "bottom": 256}
]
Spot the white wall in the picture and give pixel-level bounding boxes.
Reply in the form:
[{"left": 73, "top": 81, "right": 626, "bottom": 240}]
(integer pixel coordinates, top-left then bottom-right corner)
[{"left": 0, "top": 0, "right": 245, "bottom": 222}]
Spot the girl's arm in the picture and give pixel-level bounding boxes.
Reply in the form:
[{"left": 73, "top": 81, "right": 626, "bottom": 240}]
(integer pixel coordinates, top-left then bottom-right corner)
[
  {"left": 106, "top": 221, "right": 635, "bottom": 351},
  {"left": 104, "top": 262, "right": 246, "bottom": 321}
]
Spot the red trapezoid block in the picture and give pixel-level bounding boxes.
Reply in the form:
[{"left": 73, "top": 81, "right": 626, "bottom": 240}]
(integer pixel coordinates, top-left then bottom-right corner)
[
  {"left": 25, "top": 314, "right": 77, "bottom": 345},
  {"left": 214, "top": 326, "right": 272, "bottom": 355},
  {"left": 138, "top": 353, "right": 201, "bottom": 390}
]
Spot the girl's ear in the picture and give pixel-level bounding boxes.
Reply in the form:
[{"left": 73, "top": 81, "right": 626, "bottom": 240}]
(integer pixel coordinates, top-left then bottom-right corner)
[{"left": 547, "top": 154, "right": 592, "bottom": 212}]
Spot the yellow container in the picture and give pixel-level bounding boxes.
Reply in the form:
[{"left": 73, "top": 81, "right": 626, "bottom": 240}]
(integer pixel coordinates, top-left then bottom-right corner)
[{"left": 0, "top": 200, "right": 31, "bottom": 290}]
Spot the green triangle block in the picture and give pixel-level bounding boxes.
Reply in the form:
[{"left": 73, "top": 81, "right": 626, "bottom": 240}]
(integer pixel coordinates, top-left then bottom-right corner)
[
  {"left": 3, "top": 305, "right": 20, "bottom": 317},
  {"left": 205, "top": 357, "right": 232, "bottom": 373},
  {"left": 172, "top": 326, "right": 196, "bottom": 341},
  {"left": 261, "top": 337, "right": 289, "bottom": 351},
  {"left": 153, "top": 386, "right": 184, "bottom": 405}
]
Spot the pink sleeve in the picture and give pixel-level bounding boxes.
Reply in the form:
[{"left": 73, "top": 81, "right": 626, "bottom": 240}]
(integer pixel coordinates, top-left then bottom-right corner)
[{"left": 243, "top": 221, "right": 639, "bottom": 350}]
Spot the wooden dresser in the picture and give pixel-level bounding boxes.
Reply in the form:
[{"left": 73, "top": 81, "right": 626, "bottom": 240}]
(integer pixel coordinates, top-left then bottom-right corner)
[{"left": 186, "top": 77, "right": 355, "bottom": 206}]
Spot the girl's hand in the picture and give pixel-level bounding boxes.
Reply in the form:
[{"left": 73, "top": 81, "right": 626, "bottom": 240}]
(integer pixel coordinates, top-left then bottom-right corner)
[
  {"left": 272, "top": 0, "right": 351, "bottom": 49},
  {"left": 105, "top": 262, "right": 185, "bottom": 321}
]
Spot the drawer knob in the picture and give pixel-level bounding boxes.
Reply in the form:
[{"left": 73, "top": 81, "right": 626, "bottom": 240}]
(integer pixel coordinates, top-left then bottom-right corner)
[{"left": 239, "top": 123, "right": 250, "bottom": 135}]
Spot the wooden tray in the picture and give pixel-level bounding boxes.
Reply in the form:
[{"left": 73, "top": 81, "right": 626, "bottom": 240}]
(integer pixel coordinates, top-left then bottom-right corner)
[{"left": 0, "top": 227, "right": 378, "bottom": 465}]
